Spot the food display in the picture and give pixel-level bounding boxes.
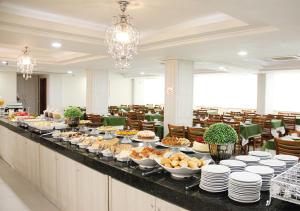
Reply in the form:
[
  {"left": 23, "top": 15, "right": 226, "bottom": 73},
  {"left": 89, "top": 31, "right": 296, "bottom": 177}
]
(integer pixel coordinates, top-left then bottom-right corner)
[
  {"left": 28, "top": 121, "right": 67, "bottom": 130},
  {"left": 137, "top": 130, "right": 156, "bottom": 139},
  {"left": 98, "top": 138, "right": 119, "bottom": 150},
  {"left": 156, "top": 152, "right": 208, "bottom": 179},
  {"left": 97, "top": 126, "right": 118, "bottom": 132},
  {"left": 79, "top": 120, "right": 91, "bottom": 125},
  {"left": 78, "top": 136, "right": 99, "bottom": 148},
  {"left": 192, "top": 137, "right": 209, "bottom": 152},
  {"left": 161, "top": 137, "right": 190, "bottom": 147},
  {"left": 116, "top": 130, "right": 138, "bottom": 137},
  {"left": 159, "top": 152, "right": 205, "bottom": 169},
  {"left": 114, "top": 144, "right": 133, "bottom": 162}
]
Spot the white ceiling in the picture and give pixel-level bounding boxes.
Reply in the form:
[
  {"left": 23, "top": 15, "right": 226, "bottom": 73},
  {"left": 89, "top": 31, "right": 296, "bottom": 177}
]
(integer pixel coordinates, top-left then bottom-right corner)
[{"left": 0, "top": 0, "right": 300, "bottom": 76}]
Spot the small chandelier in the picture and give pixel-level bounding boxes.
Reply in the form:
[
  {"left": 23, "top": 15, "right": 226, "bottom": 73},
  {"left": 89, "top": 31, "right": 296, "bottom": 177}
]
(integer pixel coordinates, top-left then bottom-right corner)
[
  {"left": 17, "top": 46, "right": 36, "bottom": 80},
  {"left": 105, "top": 1, "right": 140, "bottom": 69}
]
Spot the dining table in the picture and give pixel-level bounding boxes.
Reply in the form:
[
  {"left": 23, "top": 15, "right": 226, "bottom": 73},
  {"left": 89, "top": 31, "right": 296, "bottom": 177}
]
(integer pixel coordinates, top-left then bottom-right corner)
[
  {"left": 145, "top": 113, "right": 164, "bottom": 122},
  {"left": 240, "top": 123, "right": 262, "bottom": 146}
]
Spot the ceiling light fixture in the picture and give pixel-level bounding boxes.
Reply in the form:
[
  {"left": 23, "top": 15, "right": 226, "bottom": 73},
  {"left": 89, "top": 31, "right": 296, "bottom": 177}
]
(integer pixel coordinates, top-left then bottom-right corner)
[
  {"left": 219, "top": 66, "right": 226, "bottom": 71},
  {"left": 238, "top": 51, "right": 248, "bottom": 56},
  {"left": 1, "top": 61, "right": 8, "bottom": 65},
  {"left": 67, "top": 70, "right": 73, "bottom": 74},
  {"left": 52, "top": 42, "right": 62, "bottom": 48},
  {"left": 140, "top": 72, "right": 144, "bottom": 75},
  {"left": 105, "top": 1, "right": 140, "bottom": 70},
  {"left": 17, "top": 46, "right": 36, "bottom": 80}
]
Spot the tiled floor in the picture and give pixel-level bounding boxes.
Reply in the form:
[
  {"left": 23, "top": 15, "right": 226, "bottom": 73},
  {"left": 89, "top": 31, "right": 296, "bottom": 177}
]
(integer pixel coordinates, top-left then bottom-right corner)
[{"left": 0, "top": 159, "right": 59, "bottom": 211}]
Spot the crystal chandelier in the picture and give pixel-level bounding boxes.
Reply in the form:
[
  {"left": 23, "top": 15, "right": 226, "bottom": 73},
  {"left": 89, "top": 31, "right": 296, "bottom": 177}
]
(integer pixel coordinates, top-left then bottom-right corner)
[
  {"left": 17, "top": 46, "right": 36, "bottom": 80},
  {"left": 105, "top": 1, "right": 140, "bottom": 69}
]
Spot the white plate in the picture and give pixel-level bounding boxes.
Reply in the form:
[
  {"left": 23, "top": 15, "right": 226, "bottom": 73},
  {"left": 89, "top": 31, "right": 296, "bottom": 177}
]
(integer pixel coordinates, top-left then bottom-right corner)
[
  {"left": 130, "top": 157, "right": 157, "bottom": 168},
  {"left": 235, "top": 155, "right": 260, "bottom": 162},
  {"left": 249, "top": 151, "right": 272, "bottom": 158},
  {"left": 259, "top": 159, "right": 286, "bottom": 167},
  {"left": 87, "top": 147, "right": 98, "bottom": 153},
  {"left": 230, "top": 172, "right": 262, "bottom": 183},
  {"left": 102, "top": 149, "right": 113, "bottom": 157},
  {"left": 201, "top": 165, "right": 231, "bottom": 174},
  {"left": 220, "top": 160, "right": 247, "bottom": 167},
  {"left": 245, "top": 165, "right": 274, "bottom": 175},
  {"left": 132, "top": 136, "right": 160, "bottom": 143},
  {"left": 228, "top": 195, "right": 260, "bottom": 203},
  {"left": 274, "top": 154, "right": 299, "bottom": 161}
]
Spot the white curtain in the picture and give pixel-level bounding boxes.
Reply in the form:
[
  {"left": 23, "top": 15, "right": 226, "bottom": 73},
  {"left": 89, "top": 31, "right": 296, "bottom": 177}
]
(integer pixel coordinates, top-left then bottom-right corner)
[
  {"left": 193, "top": 73, "right": 257, "bottom": 109},
  {"left": 266, "top": 71, "right": 300, "bottom": 113}
]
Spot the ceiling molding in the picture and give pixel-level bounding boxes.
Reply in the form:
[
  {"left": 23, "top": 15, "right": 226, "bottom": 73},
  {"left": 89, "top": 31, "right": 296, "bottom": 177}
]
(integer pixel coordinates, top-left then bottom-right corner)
[
  {"left": 0, "top": 2, "right": 107, "bottom": 31},
  {"left": 140, "top": 25, "right": 278, "bottom": 51}
]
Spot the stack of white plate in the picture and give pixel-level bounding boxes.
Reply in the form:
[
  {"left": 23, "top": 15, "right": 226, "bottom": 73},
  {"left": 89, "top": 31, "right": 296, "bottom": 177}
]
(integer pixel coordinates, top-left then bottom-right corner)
[
  {"left": 200, "top": 165, "right": 231, "bottom": 193},
  {"left": 245, "top": 166, "right": 274, "bottom": 191},
  {"left": 228, "top": 171, "right": 262, "bottom": 203},
  {"left": 235, "top": 155, "right": 260, "bottom": 166},
  {"left": 249, "top": 151, "right": 272, "bottom": 160},
  {"left": 274, "top": 154, "right": 299, "bottom": 169},
  {"left": 259, "top": 159, "right": 286, "bottom": 176},
  {"left": 220, "top": 160, "right": 246, "bottom": 172}
]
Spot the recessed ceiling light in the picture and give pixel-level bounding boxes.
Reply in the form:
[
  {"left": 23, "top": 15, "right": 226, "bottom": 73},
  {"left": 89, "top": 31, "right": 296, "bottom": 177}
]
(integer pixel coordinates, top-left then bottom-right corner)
[
  {"left": 67, "top": 70, "right": 73, "bottom": 74},
  {"left": 52, "top": 42, "right": 62, "bottom": 48},
  {"left": 1, "top": 61, "right": 8, "bottom": 65},
  {"left": 219, "top": 66, "right": 226, "bottom": 71},
  {"left": 238, "top": 51, "right": 248, "bottom": 56},
  {"left": 140, "top": 72, "right": 144, "bottom": 75}
]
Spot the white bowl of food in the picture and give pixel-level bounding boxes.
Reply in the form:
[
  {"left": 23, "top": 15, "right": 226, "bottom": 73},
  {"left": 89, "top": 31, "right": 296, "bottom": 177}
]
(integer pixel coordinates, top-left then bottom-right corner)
[{"left": 155, "top": 152, "right": 209, "bottom": 179}]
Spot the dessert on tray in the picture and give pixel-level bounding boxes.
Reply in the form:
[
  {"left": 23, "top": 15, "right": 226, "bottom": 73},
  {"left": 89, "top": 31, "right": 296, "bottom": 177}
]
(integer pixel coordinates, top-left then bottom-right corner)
[
  {"left": 136, "top": 130, "right": 156, "bottom": 139},
  {"left": 161, "top": 137, "right": 190, "bottom": 147}
]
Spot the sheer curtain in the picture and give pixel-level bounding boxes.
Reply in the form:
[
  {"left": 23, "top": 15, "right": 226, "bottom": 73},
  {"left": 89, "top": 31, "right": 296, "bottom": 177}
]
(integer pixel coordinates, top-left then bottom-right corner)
[
  {"left": 266, "top": 71, "right": 300, "bottom": 113},
  {"left": 193, "top": 73, "right": 257, "bottom": 109},
  {"left": 134, "top": 77, "right": 164, "bottom": 105}
]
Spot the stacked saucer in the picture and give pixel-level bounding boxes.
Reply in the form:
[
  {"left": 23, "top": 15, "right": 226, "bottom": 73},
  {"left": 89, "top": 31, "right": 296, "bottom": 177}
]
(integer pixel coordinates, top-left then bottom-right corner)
[
  {"left": 228, "top": 171, "right": 262, "bottom": 203},
  {"left": 274, "top": 154, "right": 298, "bottom": 169},
  {"left": 200, "top": 165, "right": 231, "bottom": 193},
  {"left": 259, "top": 159, "right": 286, "bottom": 176},
  {"left": 235, "top": 155, "right": 260, "bottom": 166},
  {"left": 220, "top": 160, "right": 246, "bottom": 172},
  {"left": 245, "top": 166, "right": 274, "bottom": 191},
  {"left": 249, "top": 151, "right": 272, "bottom": 160}
]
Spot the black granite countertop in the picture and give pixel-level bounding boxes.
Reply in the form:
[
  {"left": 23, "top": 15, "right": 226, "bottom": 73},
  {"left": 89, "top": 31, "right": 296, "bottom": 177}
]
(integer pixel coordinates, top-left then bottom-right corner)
[{"left": 0, "top": 118, "right": 299, "bottom": 211}]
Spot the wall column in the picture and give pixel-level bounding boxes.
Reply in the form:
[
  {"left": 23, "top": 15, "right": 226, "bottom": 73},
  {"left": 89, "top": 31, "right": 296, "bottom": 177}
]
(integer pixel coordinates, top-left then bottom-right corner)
[
  {"left": 256, "top": 73, "right": 267, "bottom": 115},
  {"left": 164, "top": 59, "right": 194, "bottom": 134},
  {"left": 86, "top": 69, "right": 109, "bottom": 115}
]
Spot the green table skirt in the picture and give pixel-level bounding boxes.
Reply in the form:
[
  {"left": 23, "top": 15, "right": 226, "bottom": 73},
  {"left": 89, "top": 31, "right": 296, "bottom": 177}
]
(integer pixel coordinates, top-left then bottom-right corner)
[
  {"left": 264, "top": 139, "right": 275, "bottom": 150},
  {"left": 297, "top": 118, "right": 300, "bottom": 125},
  {"left": 102, "top": 116, "right": 126, "bottom": 126},
  {"left": 145, "top": 114, "right": 164, "bottom": 122},
  {"left": 271, "top": 119, "right": 284, "bottom": 129},
  {"left": 240, "top": 124, "right": 262, "bottom": 139}
]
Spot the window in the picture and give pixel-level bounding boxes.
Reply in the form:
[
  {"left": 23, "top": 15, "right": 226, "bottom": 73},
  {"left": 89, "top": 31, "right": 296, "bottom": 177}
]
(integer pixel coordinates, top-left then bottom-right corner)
[
  {"left": 193, "top": 73, "right": 257, "bottom": 109},
  {"left": 266, "top": 71, "right": 300, "bottom": 113}
]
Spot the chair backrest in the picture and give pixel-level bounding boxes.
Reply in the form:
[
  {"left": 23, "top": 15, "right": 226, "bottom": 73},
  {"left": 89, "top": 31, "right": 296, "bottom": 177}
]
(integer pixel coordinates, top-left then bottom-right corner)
[
  {"left": 283, "top": 115, "right": 296, "bottom": 131},
  {"left": 226, "top": 122, "right": 241, "bottom": 136},
  {"left": 127, "top": 111, "right": 137, "bottom": 120},
  {"left": 278, "top": 112, "right": 289, "bottom": 116},
  {"left": 192, "top": 118, "right": 201, "bottom": 126},
  {"left": 187, "top": 127, "right": 206, "bottom": 143},
  {"left": 274, "top": 137, "right": 300, "bottom": 158},
  {"left": 141, "top": 122, "right": 155, "bottom": 132},
  {"left": 127, "top": 119, "right": 141, "bottom": 130},
  {"left": 291, "top": 112, "right": 300, "bottom": 117},
  {"left": 252, "top": 117, "right": 265, "bottom": 128},
  {"left": 222, "top": 115, "right": 234, "bottom": 122},
  {"left": 230, "top": 111, "right": 242, "bottom": 116},
  {"left": 208, "top": 114, "right": 222, "bottom": 120},
  {"left": 168, "top": 124, "right": 185, "bottom": 138},
  {"left": 207, "top": 119, "right": 222, "bottom": 126},
  {"left": 136, "top": 112, "right": 145, "bottom": 121}
]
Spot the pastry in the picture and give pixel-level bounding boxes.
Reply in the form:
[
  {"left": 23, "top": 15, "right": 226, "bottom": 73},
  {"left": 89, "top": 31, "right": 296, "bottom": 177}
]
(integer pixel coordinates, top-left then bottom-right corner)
[
  {"left": 137, "top": 130, "right": 156, "bottom": 139},
  {"left": 161, "top": 137, "right": 190, "bottom": 147},
  {"left": 160, "top": 152, "right": 205, "bottom": 169}
]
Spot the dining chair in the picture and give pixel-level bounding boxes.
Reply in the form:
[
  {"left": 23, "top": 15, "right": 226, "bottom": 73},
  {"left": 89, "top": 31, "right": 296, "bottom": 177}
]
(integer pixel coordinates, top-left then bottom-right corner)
[
  {"left": 290, "top": 112, "right": 300, "bottom": 117},
  {"left": 86, "top": 114, "right": 102, "bottom": 127},
  {"left": 278, "top": 112, "right": 290, "bottom": 116},
  {"left": 141, "top": 121, "right": 156, "bottom": 132},
  {"left": 127, "top": 119, "right": 141, "bottom": 130},
  {"left": 262, "top": 119, "right": 273, "bottom": 141},
  {"left": 197, "top": 110, "right": 208, "bottom": 119},
  {"left": 168, "top": 124, "right": 186, "bottom": 138},
  {"left": 127, "top": 111, "right": 137, "bottom": 120},
  {"left": 136, "top": 112, "right": 145, "bottom": 121},
  {"left": 192, "top": 118, "right": 201, "bottom": 126},
  {"left": 274, "top": 137, "right": 300, "bottom": 158},
  {"left": 282, "top": 115, "right": 296, "bottom": 134},
  {"left": 207, "top": 119, "right": 222, "bottom": 126},
  {"left": 208, "top": 114, "right": 222, "bottom": 120},
  {"left": 187, "top": 127, "right": 206, "bottom": 143},
  {"left": 226, "top": 122, "right": 247, "bottom": 155},
  {"left": 222, "top": 115, "right": 234, "bottom": 122}
]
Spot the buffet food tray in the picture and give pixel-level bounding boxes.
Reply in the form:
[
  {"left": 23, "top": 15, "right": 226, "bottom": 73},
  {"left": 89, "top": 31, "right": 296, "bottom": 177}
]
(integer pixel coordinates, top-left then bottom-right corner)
[{"left": 267, "top": 163, "right": 300, "bottom": 206}]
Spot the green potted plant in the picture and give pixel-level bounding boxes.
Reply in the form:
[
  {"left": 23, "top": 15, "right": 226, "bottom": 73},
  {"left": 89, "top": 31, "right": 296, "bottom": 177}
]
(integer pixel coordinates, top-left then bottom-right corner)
[
  {"left": 64, "top": 106, "right": 83, "bottom": 127},
  {"left": 204, "top": 123, "right": 238, "bottom": 163}
]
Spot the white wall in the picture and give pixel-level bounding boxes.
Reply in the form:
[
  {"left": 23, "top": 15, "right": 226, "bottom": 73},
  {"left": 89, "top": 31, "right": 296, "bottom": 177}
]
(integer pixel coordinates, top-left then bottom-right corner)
[
  {"left": 47, "top": 73, "right": 86, "bottom": 110},
  {"left": 0, "top": 71, "right": 17, "bottom": 104},
  {"left": 133, "top": 77, "right": 164, "bottom": 105},
  {"left": 109, "top": 73, "right": 132, "bottom": 105}
]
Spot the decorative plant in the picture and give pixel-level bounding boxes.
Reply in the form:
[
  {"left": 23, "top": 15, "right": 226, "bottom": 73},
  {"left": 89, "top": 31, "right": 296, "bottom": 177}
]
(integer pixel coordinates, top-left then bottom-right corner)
[
  {"left": 64, "top": 106, "right": 82, "bottom": 119},
  {"left": 204, "top": 123, "right": 238, "bottom": 145}
]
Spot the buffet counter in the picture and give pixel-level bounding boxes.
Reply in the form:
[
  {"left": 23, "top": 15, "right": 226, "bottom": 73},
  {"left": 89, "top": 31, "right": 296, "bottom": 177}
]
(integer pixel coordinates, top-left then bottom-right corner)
[{"left": 0, "top": 118, "right": 298, "bottom": 211}]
